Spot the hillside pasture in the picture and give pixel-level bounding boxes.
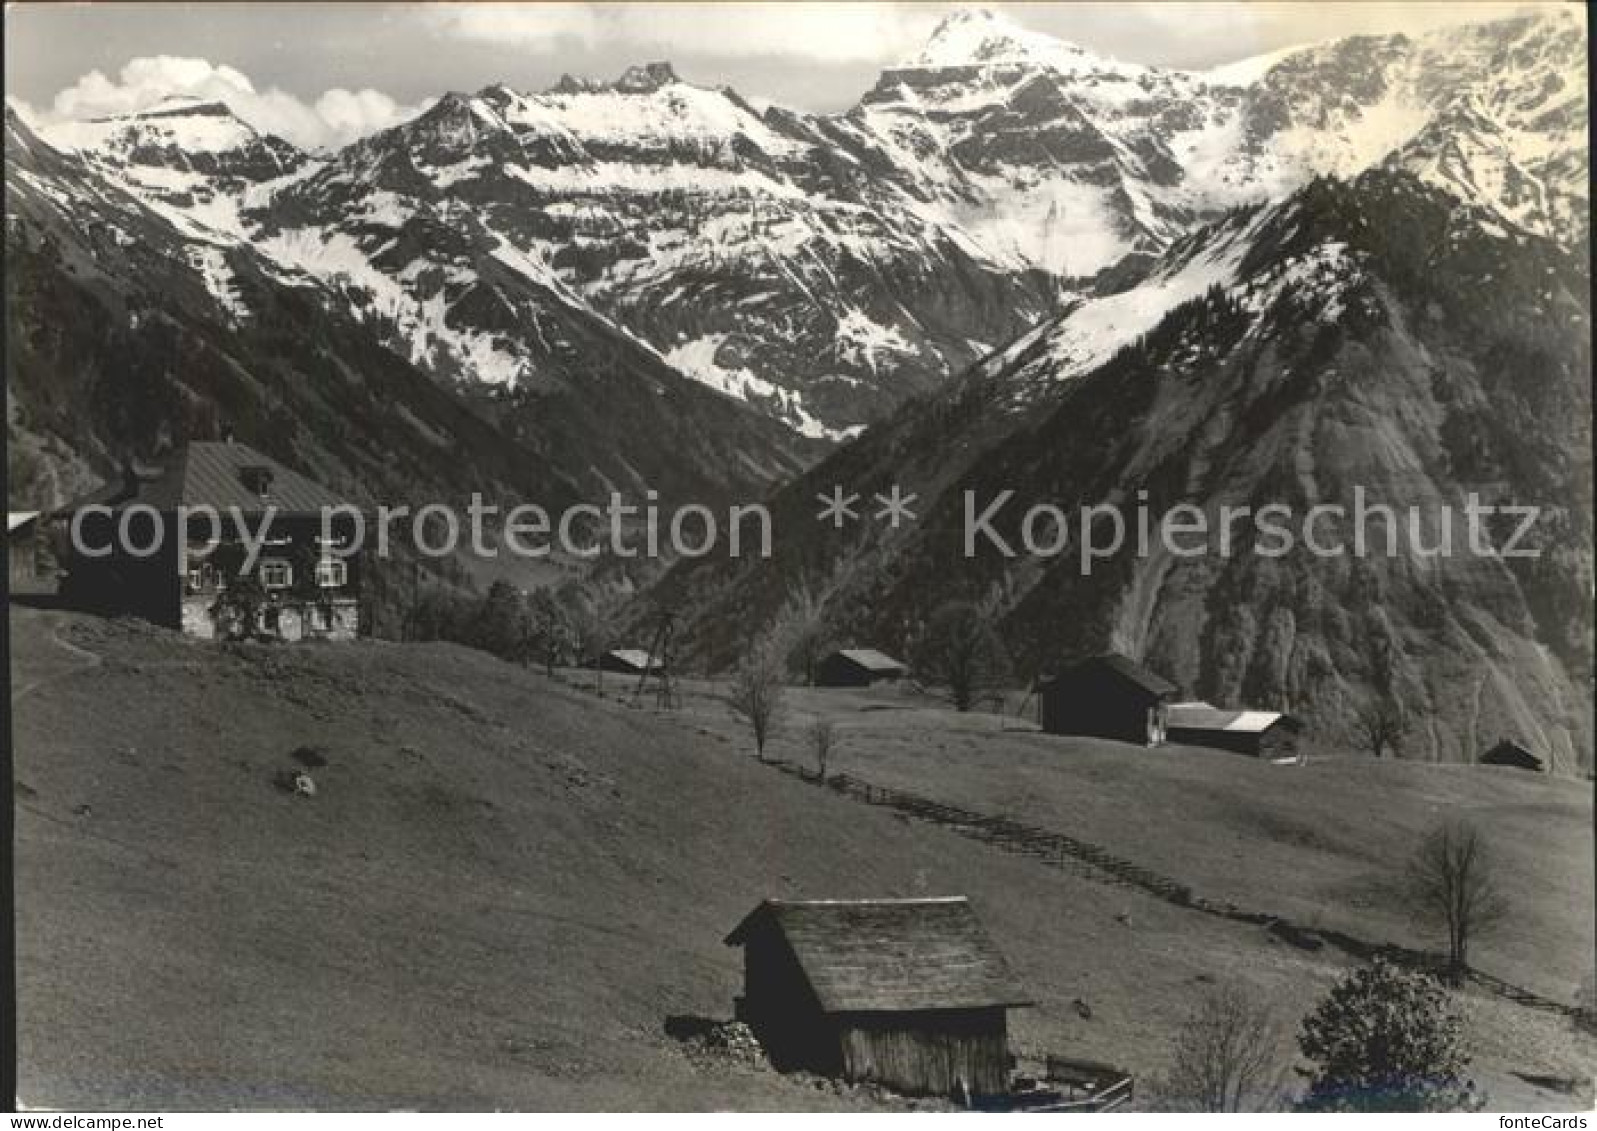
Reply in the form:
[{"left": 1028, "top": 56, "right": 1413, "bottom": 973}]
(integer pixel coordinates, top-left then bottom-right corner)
[{"left": 10, "top": 610, "right": 1593, "bottom": 1110}]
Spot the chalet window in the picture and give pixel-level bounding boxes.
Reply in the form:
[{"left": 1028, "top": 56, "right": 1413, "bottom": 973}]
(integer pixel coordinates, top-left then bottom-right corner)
[
  {"left": 185, "top": 561, "right": 217, "bottom": 593},
  {"left": 240, "top": 465, "right": 275, "bottom": 497},
  {"left": 259, "top": 558, "right": 293, "bottom": 589},
  {"left": 314, "top": 558, "right": 348, "bottom": 588}
]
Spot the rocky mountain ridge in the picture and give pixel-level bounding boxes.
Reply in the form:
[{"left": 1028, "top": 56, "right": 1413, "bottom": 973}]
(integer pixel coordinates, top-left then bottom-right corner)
[{"left": 27, "top": 7, "right": 1586, "bottom": 437}]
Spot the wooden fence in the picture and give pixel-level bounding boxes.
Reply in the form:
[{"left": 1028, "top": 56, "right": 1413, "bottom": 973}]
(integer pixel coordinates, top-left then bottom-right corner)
[{"left": 767, "top": 759, "right": 1583, "bottom": 1022}]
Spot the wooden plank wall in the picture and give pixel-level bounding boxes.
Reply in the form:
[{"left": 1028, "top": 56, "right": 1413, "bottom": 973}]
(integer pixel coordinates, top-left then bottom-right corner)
[{"left": 837, "top": 1010, "right": 1009, "bottom": 1096}]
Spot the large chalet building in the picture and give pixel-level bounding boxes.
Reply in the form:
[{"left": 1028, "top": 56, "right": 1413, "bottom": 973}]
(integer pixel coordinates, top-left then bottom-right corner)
[{"left": 59, "top": 441, "right": 363, "bottom": 641}]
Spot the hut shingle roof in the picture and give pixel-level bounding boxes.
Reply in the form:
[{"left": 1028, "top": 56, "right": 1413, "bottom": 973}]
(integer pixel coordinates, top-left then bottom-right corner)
[
  {"left": 1041, "top": 653, "right": 1176, "bottom": 698},
  {"left": 605, "top": 649, "right": 661, "bottom": 671},
  {"left": 832, "top": 648, "right": 907, "bottom": 674},
  {"left": 1088, "top": 653, "right": 1176, "bottom": 697},
  {"left": 725, "top": 897, "right": 1032, "bottom": 1014},
  {"left": 1168, "top": 702, "right": 1298, "bottom": 734}
]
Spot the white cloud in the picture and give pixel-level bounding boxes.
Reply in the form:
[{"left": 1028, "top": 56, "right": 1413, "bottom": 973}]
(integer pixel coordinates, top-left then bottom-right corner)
[
  {"left": 37, "top": 56, "right": 424, "bottom": 151},
  {"left": 419, "top": 2, "right": 602, "bottom": 48},
  {"left": 602, "top": 3, "right": 940, "bottom": 64},
  {"left": 416, "top": 2, "right": 1574, "bottom": 75},
  {"left": 420, "top": 2, "right": 940, "bottom": 65}
]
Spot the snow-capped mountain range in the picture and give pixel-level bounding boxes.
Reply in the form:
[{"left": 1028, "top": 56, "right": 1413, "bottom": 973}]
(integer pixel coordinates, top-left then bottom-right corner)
[
  {"left": 8, "top": 7, "right": 1589, "bottom": 762},
  {"left": 646, "top": 168, "right": 1593, "bottom": 768},
  {"left": 19, "top": 6, "right": 1586, "bottom": 439}
]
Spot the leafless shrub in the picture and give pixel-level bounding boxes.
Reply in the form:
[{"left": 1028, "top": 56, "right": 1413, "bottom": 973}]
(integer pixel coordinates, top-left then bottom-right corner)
[
  {"left": 807, "top": 718, "right": 837, "bottom": 779},
  {"left": 1156, "top": 983, "right": 1289, "bottom": 1112}
]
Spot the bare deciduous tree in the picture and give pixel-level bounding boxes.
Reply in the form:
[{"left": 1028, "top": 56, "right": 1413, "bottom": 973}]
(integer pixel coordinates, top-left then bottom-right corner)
[
  {"left": 911, "top": 599, "right": 1010, "bottom": 712},
  {"left": 568, "top": 587, "right": 623, "bottom": 695},
  {"left": 1355, "top": 693, "right": 1407, "bottom": 759},
  {"left": 1157, "top": 983, "right": 1288, "bottom": 1112},
  {"left": 523, "top": 588, "right": 578, "bottom": 676},
  {"left": 806, "top": 718, "right": 836, "bottom": 780},
  {"left": 1408, "top": 818, "right": 1508, "bottom": 982},
  {"left": 728, "top": 634, "right": 787, "bottom": 760},
  {"left": 778, "top": 583, "right": 831, "bottom": 687}
]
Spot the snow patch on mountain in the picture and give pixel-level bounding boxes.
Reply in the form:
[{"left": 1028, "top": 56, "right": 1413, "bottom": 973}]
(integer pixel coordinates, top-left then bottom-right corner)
[
  {"left": 834, "top": 309, "right": 913, "bottom": 374},
  {"left": 44, "top": 97, "right": 262, "bottom": 155},
  {"left": 664, "top": 334, "right": 833, "bottom": 439},
  {"left": 257, "top": 226, "right": 530, "bottom": 385},
  {"left": 1041, "top": 210, "right": 1268, "bottom": 383},
  {"left": 991, "top": 197, "right": 1371, "bottom": 399},
  {"left": 186, "top": 244, "right": 248, "bottom": 322},
  {"left": 907, "top": 7, "right": 1138, "bottom": 80}
]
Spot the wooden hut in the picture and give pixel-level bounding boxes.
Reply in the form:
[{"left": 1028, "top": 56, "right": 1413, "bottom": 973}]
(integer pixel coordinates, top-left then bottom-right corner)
[
  {"left": 597, "top": 648, "right": 662, "bottom": 676},
  {"left": 8, "top": 511, "right": 40, "bottom": 587},
  {"left": 816, "top": 648, "right": 908, "bottom": 688},
  {"left": 724, "top": 897, "right": 1031, "bottom": 1098},
  {"left": 1037, "top": 653, "right": 1175, "bottom": 745},
  {"left": 1480, "top": 738, "right": 1544, "bottom": 772},
  {"left": 1166, "top": 702, "right": 1302, "bottom": 758}
]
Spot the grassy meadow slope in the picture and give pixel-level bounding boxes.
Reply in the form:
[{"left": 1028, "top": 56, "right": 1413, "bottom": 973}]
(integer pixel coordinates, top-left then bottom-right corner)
[
  {"left": 678, "top": 684, "right": 1594, "bottom": 1003},
  {"left": 10, "top": 607, "right": 1594, "bottom": 1110}
]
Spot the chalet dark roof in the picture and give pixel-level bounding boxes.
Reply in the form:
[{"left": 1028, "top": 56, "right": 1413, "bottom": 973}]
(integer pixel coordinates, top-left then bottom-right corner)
[
  {"left": 61, "top": 442, "right": 352, "bottom": 517},
  {"left": 1044, "top": 653, "right": 1176, "bottom": 698},
  {"left": 828, "top": 648, "right": 907, "bottom": 673},
  {"left": 1481, "top": 738, "right": 1544, "bottom": 771},
  {"left": 725, "top": 897, "right": 1032, "bottom": 1014}
]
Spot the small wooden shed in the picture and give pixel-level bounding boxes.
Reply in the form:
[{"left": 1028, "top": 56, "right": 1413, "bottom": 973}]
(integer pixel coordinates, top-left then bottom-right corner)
[
  {"left": 1037, "top": 653, "right": 1175, "bottom": 745},
  {"left": 725, "top": 897, "right": 1031, "bottom": 1097},
  {"left": 1166, "top": 702, "right": 1303, "bottom": 758},
  {"left": 597, "top": 648, "right": 662, "bottom": 675},
  {"left": 816, "top": 648, "right": 908, "bottom": 688},
  {"left": 8, "top": 511, "right": 41, "bottom": 587},
  {"left": 1480, "top": 738, "right": 1543, "bottom": 772}
]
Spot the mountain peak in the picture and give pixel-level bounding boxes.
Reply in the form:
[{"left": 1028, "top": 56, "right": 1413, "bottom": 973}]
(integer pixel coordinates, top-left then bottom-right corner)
[
  {"left": 908, "top": 6, "right": 1083, "bottom": 68},
  {"left": 548, "top": 61, "right": 682, "bottom": 96},
  {"left": 613, "top": 61, "right": 682, "bottom": 93},
  {"left": 134, "top": 97, "right": 246, "bottom": 124}
]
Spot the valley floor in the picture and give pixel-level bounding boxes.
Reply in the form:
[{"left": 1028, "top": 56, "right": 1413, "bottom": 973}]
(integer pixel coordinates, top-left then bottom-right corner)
[{"left": 9, "top": 607, "right": 1595, "bottom": 1110}]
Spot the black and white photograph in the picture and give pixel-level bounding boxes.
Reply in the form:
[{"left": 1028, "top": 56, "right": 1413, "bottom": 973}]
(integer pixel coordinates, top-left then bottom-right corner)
[{"left": 2, "top": 0, "right": 1592, "bottom": 1115}]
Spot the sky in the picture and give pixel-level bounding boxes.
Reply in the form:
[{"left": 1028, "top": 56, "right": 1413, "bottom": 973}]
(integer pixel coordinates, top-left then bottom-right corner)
[{"left": 4, "top": 2, "right": 1574, "bottom": 150}]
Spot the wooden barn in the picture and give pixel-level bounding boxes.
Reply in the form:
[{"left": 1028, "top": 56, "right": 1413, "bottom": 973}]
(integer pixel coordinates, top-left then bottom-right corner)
[
  {"left": 1037, "top": 653, "right": 1175, "bottom": 745},
  {"left": 597, "top": 648, "right": 662, "bottom": 675},
  {"left": 57, "top": 441, "right": 363, "bottom": 641},
  {"left": 816, "top": 648, "right": 908, "bottom": 688},
  {"left": 724, "top": 897, "right": 1031, "bottom": 1098},
  {"left": 1165, "top": 702, "right": 1302, "bottom": 759},
  {"left": 1480, "top": 738, "right": 1544, "bottom": 772}
]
